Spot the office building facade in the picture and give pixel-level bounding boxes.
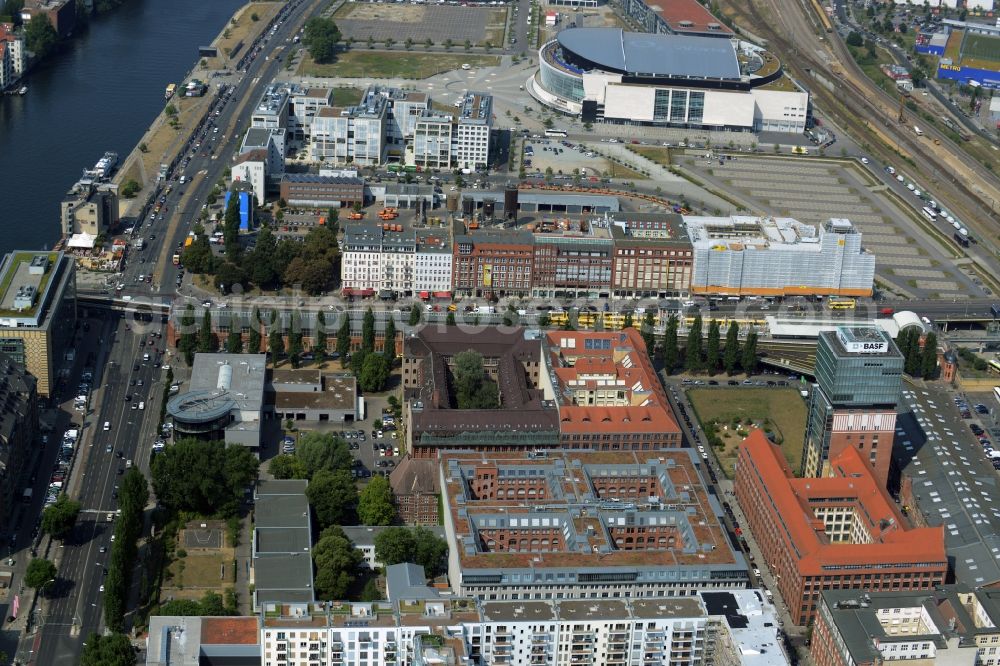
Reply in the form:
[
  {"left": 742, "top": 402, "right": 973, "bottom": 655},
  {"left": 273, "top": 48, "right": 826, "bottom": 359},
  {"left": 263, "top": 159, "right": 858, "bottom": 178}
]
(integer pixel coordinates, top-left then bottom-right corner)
[{"left": 801, "top": 327, "right": 903, "bottom": 485}]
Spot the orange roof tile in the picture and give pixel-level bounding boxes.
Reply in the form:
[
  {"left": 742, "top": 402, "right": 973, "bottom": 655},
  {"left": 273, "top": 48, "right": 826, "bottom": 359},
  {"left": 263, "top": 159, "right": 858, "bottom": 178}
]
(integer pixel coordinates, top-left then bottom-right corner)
[
  {"left": 739, "top": 431, "right": 946, "bottom": 575},
  {"left": 200, "top": 617, "right": 259, "bottom": 645}
]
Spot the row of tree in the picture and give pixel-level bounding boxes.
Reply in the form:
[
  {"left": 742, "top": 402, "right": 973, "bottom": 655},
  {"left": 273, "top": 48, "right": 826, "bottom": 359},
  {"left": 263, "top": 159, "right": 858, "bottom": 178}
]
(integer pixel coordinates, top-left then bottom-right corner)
[
  {"left": 897, "top": 327, "right": 938, "bottom": 380},
  {"left": 104, "top": 468, "right": 149, "bottom": 632},
  {"left": 151, "top": 439, "right": 259, "bottom": 517},
  {"left": 155, "top": 590, "right": 236, "bottom": 618},
  {"left": 641, "top": 315, "right": 759, "bottom": 376}
]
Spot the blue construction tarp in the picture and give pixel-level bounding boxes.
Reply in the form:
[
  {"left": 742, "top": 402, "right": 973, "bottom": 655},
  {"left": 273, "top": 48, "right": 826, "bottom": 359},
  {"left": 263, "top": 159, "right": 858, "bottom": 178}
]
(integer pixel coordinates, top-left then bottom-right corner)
[{"left": 224, "top": 191, "right": 252, "bottom": 230}]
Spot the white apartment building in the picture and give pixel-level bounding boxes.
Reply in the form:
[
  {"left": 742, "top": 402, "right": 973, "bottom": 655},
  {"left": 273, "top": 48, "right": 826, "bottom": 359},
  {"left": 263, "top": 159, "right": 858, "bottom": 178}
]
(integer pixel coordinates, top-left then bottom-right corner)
[
  {"left": 383, "top": 88, "right": 429, "bottom": 154},
  {"left": 0, "top": 23, "right": 25, "bottom": 84},
  {"left": 455, "top": 92, "right": 492, "bottom": 170},
  {"left": 232, "top": 152, "right": 268, "bottom": 206},
  {"left": 310, "top": 92, "right": 387, "bottom": 166},
  {"left": 258, "top": 591, "right": 788, "bottom": 666},
  {"left": 412, "top": 114, "right": 454, "bottom": 170},
  {"left": 251, "top": 84, "right": 290, "bottom": 132},
  {"left": 414, "top": 230, "right": 453, "bottom": 296},
  {"left": 289, "top": 86, "right": 333, "bottom": 139},
  {"left": 341, "top": 223, "right": 416, "bottom": 297}
]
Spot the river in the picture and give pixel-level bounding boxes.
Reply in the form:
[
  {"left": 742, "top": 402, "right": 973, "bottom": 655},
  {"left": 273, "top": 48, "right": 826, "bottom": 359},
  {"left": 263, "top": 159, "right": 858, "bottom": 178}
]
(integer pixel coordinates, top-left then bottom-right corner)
[{"left": 0, "top": 0, "right": 242, "bottom": 253}]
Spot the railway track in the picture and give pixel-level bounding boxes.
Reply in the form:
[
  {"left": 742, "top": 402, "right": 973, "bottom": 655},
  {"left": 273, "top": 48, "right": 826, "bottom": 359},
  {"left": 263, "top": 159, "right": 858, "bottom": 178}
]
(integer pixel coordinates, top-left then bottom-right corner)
[{"left": 724, "top": 0, "right": 1000, "bottom": 250}]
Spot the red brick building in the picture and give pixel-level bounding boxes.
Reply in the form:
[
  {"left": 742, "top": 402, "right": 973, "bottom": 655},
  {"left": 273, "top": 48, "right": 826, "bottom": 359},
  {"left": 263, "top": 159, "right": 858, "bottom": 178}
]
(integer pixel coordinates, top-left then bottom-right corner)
[
  {"left": 543, "top": 329, "right": 681, "bottom": 450},
  {"left": 609, "top": 213, "right": 693, "bottom": 298},
  {"left": 452, "top": 227, "right": 534, "bottom": 298},
  {"left": 20, "top": 0, "right": 76, "bottom": 39},
  {"left": 734, "top": 430, "right": 947, "bottom": 626}
]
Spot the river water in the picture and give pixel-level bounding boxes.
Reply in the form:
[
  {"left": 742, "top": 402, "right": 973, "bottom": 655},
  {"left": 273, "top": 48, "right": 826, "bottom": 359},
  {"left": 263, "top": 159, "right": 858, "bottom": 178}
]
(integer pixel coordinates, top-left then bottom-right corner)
[{"left": 0, "top": 0, "right": 242, "bottom": 253}]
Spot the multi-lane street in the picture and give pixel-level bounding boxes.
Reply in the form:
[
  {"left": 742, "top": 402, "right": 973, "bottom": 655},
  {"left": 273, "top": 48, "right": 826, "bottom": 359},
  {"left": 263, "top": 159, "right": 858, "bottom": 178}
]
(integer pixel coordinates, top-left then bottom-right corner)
[{"left": 21, "top": 0, "right": 331, "bottom": 663}]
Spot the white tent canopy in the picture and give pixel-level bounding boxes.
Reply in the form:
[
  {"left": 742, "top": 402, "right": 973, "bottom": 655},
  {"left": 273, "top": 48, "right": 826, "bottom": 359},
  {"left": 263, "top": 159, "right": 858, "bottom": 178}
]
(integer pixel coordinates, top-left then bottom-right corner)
[{"left": 67, "top": 232, "right": 96, "bottom": 249}]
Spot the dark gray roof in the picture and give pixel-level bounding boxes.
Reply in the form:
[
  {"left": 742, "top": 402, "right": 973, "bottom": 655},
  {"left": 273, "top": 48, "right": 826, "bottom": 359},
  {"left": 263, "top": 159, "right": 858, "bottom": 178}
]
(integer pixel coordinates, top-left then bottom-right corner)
[
  {"left": 385, "top": 563, "right": 441, "bottom": 602},
  {"left": 557, "top": 27, "right": 740, "bottom": 80},
  {"left": 281, "top": 174, "right": 363, "bottom": 186}
]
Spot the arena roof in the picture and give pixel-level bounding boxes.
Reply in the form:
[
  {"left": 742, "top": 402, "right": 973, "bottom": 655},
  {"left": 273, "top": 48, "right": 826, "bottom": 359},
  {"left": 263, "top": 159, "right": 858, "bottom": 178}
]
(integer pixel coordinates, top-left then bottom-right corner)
[{"left": 557, "top": 27, "right": 740, "bottom": 80}]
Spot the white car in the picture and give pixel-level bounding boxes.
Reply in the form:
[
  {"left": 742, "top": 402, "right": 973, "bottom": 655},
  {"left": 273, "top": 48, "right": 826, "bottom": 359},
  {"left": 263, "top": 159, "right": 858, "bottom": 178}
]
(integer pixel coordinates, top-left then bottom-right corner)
[
  {"left": 753, "top": 568, "right": 762, "bottom": 578},
  {"left": 860, "top": 157, "right": 869, "bottom": 164},
  {"left": 99, "top": 584, "right": 105, "bottom": 592}
]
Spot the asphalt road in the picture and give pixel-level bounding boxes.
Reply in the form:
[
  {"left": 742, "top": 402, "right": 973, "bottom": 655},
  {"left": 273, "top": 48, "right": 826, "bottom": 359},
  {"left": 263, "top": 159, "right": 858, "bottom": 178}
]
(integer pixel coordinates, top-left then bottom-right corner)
[{"left": 26, "top": 0, "right": 329, "bottom": 662}]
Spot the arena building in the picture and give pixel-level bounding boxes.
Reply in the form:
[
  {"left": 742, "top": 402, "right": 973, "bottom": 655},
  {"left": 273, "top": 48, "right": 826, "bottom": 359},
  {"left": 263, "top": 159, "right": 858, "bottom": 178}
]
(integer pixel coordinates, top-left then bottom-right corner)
[{"left": 531, "top": 27, "right": 809, "bottom": 133}]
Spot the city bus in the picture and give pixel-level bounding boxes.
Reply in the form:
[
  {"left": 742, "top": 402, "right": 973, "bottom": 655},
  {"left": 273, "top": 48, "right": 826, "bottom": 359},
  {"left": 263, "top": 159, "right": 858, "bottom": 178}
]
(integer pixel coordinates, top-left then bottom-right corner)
[
  {"left": 994, "top": 386, "right": 1000, "bottom": 406},
  {"left": 827, "top": 298, "right": 857, "bottom": 310},
  {"left": 921, "top": 206, "right": 938, "bottom": 221},
  {"left": 544, "top": 129, "right": 568, "bottom": 137}
]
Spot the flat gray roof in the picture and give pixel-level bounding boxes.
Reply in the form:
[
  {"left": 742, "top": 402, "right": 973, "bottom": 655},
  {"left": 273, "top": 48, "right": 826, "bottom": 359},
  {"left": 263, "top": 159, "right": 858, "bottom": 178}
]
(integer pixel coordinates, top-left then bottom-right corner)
[
  {"left": 557, "top": 27, "right": 740, "bottom": 80},
  {"left": 169, "top": 354, "right": 266, "bottom": 422},
  {"left": 255, "top": 493, "right": 309, "bottom": 530}
]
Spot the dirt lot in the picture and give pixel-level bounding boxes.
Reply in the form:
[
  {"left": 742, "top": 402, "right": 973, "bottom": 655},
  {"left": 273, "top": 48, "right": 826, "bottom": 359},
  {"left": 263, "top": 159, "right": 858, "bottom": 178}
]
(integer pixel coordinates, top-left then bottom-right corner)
[
  {"left": 209, "top": 1, "right": 284, "bottom": 67},
  {"left": 161, "top": 522, "right": 236, "bottom": 599},
  {"left": 687, "top": 387, "right": 807, "bottom": 479},
  {"left": 298, "top": 50, "right": 499, "bottom": 79},
  {"left": 333, "top": 3, "right": 506, "bottom": 45}
]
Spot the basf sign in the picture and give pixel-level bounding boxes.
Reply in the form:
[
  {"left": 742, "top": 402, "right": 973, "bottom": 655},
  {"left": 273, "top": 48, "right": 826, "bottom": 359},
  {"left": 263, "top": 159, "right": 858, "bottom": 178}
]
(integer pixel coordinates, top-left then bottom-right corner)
[{"left": 843, "top": 340, "right": 888, "bottom": 353}]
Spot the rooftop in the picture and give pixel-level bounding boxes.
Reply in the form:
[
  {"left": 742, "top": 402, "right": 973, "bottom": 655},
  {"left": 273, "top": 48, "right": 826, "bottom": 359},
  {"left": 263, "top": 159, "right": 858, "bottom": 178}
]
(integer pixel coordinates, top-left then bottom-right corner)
[
  {"left": 458, "top": 92, "right": 492, "bottom": 124},
  {"left": 556, "top": 27, "right": 740, "bottom": 79},
  {"left": 739, "top": 431, "right": 946, "bottom": 577},
  {"left": 684, "top": 215, "right": 860, "bottom": 252},
  {"left": 253, "top": 479, "right": 314, "bottom": 607},
  {"left": 647, "top": 0, "right": 734, "bottom": 36},
  {"left": 442, "top": 449, "right": 741, "bottom": 573},
  {"left": 0, "top": 251, "right": 65, "bottom": 325},
  {"left": 254, "top": 83, "right": 291, "bottom": 116},
  {"left": 280, "top": 173, "right": 364, "bottom": 186},
  {"left": 167, "top": 354, "right": 266, "bottom": 424}
]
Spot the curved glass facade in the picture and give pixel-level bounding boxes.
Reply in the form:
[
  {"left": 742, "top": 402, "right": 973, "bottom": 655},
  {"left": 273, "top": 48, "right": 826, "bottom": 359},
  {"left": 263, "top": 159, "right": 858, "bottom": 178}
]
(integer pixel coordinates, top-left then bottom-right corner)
[{"left": 539, "top": 44, "right": 586, "bottom": 103}]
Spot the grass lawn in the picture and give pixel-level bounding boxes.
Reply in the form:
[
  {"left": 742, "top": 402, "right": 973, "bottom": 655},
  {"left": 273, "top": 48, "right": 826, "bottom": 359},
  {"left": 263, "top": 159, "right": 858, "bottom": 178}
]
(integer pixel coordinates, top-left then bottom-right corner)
[
  {"left": 165, "top": 553, "right": 234, "bottom": 589},
  {"left": 298, "top": 51, "right": 500, "bottom": 79},
  {"left": 626, "top": 145, "right": 671, "bottom": 168},
  {"left": 687, "top": 387, "right": 807, "bottom": 479},
  {"left": 331, "top": 86, "right": 365, "bottom": 106},
  {"left": 605, "top": 160, "right": 649, "bottom": 181},
  {"left": 212, "top": 2, "right": 283, "bottom": 66}
]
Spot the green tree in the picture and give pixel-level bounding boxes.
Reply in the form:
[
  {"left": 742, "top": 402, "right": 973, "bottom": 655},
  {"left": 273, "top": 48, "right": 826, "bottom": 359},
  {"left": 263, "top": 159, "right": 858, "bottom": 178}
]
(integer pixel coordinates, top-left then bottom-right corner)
[
  {"left": 383, "top": 317, "right": 396, "bottom": 357},
  {"left": 25, "top": 14, "right": 58, "bottom": 58},
  {"left": 374, "top": 526, "right": 448, "bottom": 578},
  {"left": 302, "top": 16, "right": 341, "bottom": 64},
  {"left": 446, "top": 311, "right": 456, "bottom": 326},
  {"left": 452, "top": 351, "right": 499, "bottom": 409},
  {"left": 705, "top": 319, "right": 721, "bottom": 375},
  {"left": 360, "top": 578, "right": 383, "bottom": 601},
  {"left": 685, "top": 315, "right": 703, "bottom": 372},
  {"left": 640, "top": 311, "right": 656, "bottom": 355},
  {"left": 120, "top": 179, "right": 141, "bottom": 198},
  {"left": 846, "top": 30, "right": 863, "bottom": 47},
  {"left": 623, "top": 311, "right": 633, "bottom": 329},
  {"left": 24, "top": 558, "right": 57, "bottom": 591},
  {"left": 268, "top": 453, "right": 307, "bottom": 480},
  {"left": 358, "top": 476, "right": 395, "bottom": 525},
  {"left": 921, "top": 332, "right": 938, "bottom": 379},
  {"left": 222, "top": 189, "right": 242, "bottom": 260},
  {"left": 408, "top": 307, "right": 421, "bottom": 326},
  {"left": 313, "top": 526, "right": 363, "bottom": 600},
  {"left": 660, "top": 314, "right": 679, "bottom": 373},
  {"left": 249, "top": 225, "right": 279, "bottom": 288},
  {"left": 296, "top": 431, "right": 353, "bottom": 479},
  {"left": 359, "top": 353, "right": 391, "bottom": 392},
  {"left": 155, "top": 599, "right": 203, "bottom": 616},
  {"left": 40, "top": 494, "right": 81, "bottom": 540},
  {"left": 151, "top": 438, "right": 258, "bottom": 516},
  {"left": 225, "top": 315, "right": 243, "bottom": 353},
  {"left": 288, "top": 311, "right": 304, "bottom": 368},
  {"left": 214, "top": 261, "right": 245, "bottom": 295},
  {"left": 723, "top": 321, "right": 740, "bottom": 376},
  {"left": 268, "top": 317, "right": 285, "bottom": 365},
  {"left": 80, "top": 632, "right": 137, "bottom": 666},
  {"left": 742, "top": 331, "right": 758, "bottom": 375},
  {"left": 178, "top": 304, "right": 197, "bottom": 365},
  {"left": 537, "top": 312, "right": 550, "bottom": 327},
  {"left": 248, "top": 307, "right": 262, "bottom": 353},
  {"left": 314, "top": 310, "right": 327, "bottom": 361},
  {"left": 336, "top": 315, "right": 352, "bottom": 368},
  {"left": 306, "top": 470, "right": 358, "bottom": 528},
  {"left": 362, "top": 308, "right": 376, "bottom": 353},
  {"left": 198, "top": 309, "right": 216, "bottom": 353}
]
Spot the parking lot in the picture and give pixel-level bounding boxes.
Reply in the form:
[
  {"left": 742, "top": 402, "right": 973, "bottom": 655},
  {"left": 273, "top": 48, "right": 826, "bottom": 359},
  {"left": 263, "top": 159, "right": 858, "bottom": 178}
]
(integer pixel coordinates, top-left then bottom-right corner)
[
  {"left": 333, "top": 2, "right": 505, "bottom": 45},
  {"left": 677, "top": 154, "right": 983, "bottom": 299}
]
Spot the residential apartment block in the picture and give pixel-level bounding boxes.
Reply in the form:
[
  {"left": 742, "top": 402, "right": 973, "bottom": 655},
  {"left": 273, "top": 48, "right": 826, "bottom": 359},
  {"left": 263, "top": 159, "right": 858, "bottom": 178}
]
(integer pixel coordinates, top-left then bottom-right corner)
[
  {"left": 251, "top": 590, "right": 786, "bottom": 666},
  {"left": 251, "top": 83, "right": 292, "bottom": 132},
  {"left": 801, "top": 326, "right": 903, "bottom": 486},
  {"left": 453, "top": 228, "right": 535, "bottom": 298},
  {"left": 441, "top": 448, "right": 748, "bottom": 601},
  {"left": 0, "top": 23, "right": 25, "bottom": 91},
  {"left": 454, "top": 92, "right": 492, "bottom": 170},
  {"left": 288, "top": 86, "right": 333, "bottom": 138},
  {"left": 412, "top": 113, "right": 455, "bottom": 170},
  {"left": 811, "top": 588, "right": 1000, "bottom": 666},
  {"left": 60, "top": 180, "right": 118, "bottom": 237},
  {"left": 687, "top": 215, "right": 876, "bottom": 297},
  {"left": 310, "top": 92, "right": 388, "bottom": 166},
  {"left": 0, "top": 352, "right": 37, "bottom": 528},
  {"left": 341, "top": 223, "right": 416, "bottom": 298},
  {"left": 734, "top": 431, "right": 947, "bottom": 626},
  {"left": 531, "top": 219, "right": 613, "bottom": 298},
  {"left": 413, "top": 228, "right": 453, "bottom": 296}
]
